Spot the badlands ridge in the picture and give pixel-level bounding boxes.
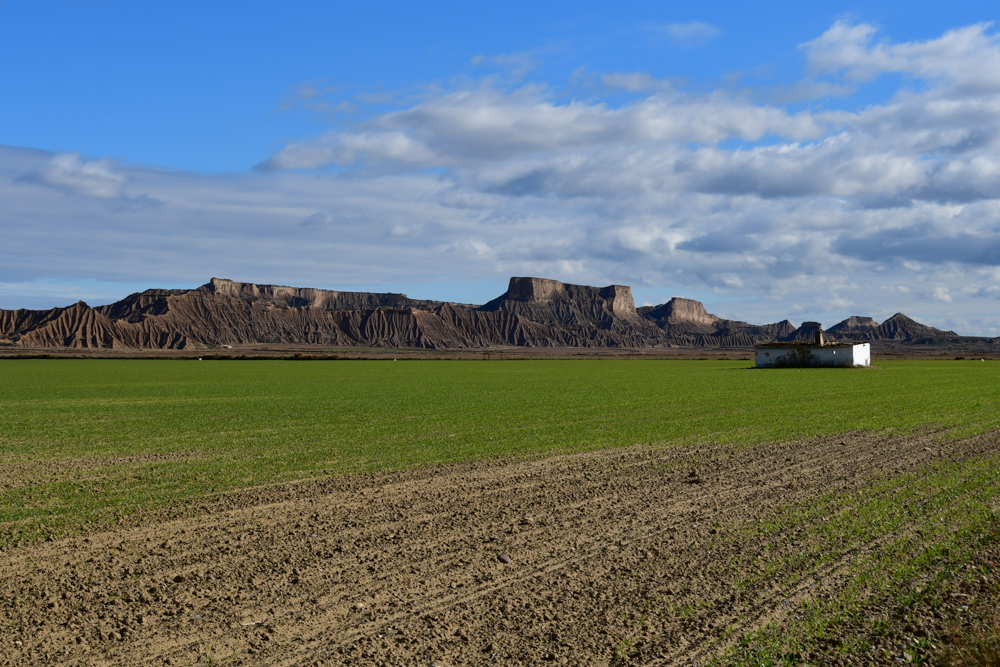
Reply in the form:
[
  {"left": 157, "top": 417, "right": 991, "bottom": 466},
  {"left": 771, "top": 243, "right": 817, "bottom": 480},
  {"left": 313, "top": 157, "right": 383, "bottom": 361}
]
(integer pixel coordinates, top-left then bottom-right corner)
[{"left": 0, "top": 276, "right": 968, "bottom": 350}]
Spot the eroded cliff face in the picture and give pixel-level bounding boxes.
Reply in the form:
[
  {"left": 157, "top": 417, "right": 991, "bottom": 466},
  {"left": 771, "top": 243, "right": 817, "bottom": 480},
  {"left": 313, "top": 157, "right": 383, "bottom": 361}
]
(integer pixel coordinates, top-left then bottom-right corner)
[
  {"left": 837, "top": 316, "right": 879, "bottom": 330},
  {"left": 200, "top": 278, "right": 436, "bottom": 311},
  {"left": 642, "top": 297, "right": 719, "bottom": 326},
  {"left": 777, "top": 314, "right": 958, "bottom": 344},
  {"left": 873, "top": 313, "right": 958, "bottom": 341},
  {"left": 480, "top": 277, "right": 650, "bottom": 331},
  {"left": 0, "top": 277, "right": 958, "bottom": 350}
]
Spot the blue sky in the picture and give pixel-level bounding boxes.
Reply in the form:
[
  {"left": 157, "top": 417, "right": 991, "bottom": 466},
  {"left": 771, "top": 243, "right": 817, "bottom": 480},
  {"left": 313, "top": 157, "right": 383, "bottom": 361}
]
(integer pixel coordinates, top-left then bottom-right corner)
[{"left": 3, "top": 1, "right": 1000, "bottom": 333}]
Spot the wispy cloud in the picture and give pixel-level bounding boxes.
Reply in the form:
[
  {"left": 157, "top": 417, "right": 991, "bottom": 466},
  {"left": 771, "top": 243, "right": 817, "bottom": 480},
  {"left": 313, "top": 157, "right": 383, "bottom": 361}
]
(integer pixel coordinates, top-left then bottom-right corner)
[
  {"left": 652, "top": 21, "right": 722, "bottom": 48},
  {"left": 277, "top": 81, "right": 355, "bottom": 115},
  {"left": 23, "top": 152, "right": 126, "bottom": 198},
  {"left": 599, "top": 72, "right": 677, "bottom": 93},
  {"left": 803, "top": 20, "right": 1000, "bottom": 93},
  {"left": 471, "top": 52, "right": 539, "bottom": 78}
]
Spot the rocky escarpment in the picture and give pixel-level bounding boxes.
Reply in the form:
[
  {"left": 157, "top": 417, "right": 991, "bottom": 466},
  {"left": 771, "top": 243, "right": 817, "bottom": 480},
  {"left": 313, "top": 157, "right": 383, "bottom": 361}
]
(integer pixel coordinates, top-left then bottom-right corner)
[
  {"left": 1, "top": 278, "right": 670, "bottom": 350},
  {"left": 198, "top": 277, "right": 448, "bottom": 311},
  {"left": 482, "top": 277, "right": 649, "bottom": 326},
  {"left": 872, "top": 313, "right": 958, "bottom": 341},
  {"left": 640, "top": 297, "right": 720, "bottom": 332},
  {"left": 0, "top": 277, "right": 968, "bottom": 350},
  {"left": 639, "top": 297, "right": 798, "bottom": 346},
  {"left": 816, "top": 313, "right": 957, "bottom": 343},
  {"left": 781, "top": 321, "right": 825, "bottom": 343},
  {"left": 826, "top": 316, "right": 879, "bottom": 340}
]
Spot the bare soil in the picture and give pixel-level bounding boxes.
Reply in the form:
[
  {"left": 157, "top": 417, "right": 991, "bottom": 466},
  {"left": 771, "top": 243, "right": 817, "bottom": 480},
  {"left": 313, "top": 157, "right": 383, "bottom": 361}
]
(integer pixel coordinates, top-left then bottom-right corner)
[{"left": 2, "top": 430, "right": 997, "bottom": 666}]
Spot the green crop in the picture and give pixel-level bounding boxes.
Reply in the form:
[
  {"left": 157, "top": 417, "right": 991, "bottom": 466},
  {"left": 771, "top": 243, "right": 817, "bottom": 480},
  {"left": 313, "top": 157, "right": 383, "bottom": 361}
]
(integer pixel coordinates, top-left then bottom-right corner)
[
  {"left": 1, "top": 359, "right": 999, "bottom": 545},
  {"left": 710, "top": 453, "right": 1000, "bottom": 666}
]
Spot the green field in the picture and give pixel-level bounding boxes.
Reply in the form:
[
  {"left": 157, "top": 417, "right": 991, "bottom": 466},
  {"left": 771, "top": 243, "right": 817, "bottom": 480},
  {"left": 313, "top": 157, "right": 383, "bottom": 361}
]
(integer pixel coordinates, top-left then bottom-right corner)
[{"left": 1, "top": 359, "right": 999, "bottom": 546}]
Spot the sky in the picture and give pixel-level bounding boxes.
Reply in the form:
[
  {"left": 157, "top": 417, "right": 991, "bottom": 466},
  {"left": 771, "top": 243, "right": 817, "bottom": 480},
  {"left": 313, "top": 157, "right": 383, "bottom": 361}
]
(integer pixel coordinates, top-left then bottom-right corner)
[{"left": 3, "top": 1, "right": 1000, "bottom": 334}]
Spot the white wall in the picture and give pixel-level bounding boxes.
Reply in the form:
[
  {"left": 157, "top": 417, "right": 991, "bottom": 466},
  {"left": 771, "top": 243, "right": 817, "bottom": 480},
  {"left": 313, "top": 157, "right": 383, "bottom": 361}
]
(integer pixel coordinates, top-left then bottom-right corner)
[
  {"left": 756, "top": 343, "right": 870, "bottom": 368},
  {"left": 851, "top": 343, "right": 871, "bottom": 367}
]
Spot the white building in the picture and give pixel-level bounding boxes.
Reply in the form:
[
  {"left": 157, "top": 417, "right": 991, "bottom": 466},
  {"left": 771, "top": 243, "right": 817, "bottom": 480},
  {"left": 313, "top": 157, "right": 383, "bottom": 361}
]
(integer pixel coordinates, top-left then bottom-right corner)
[{"left": 755, "top": 342, "right": 871, "bottom": 368}]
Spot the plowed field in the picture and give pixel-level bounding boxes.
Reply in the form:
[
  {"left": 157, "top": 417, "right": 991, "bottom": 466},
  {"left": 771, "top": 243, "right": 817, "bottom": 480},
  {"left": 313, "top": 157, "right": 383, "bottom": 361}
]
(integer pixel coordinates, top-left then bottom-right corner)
[{"left": 4, "top": 428, "right": 998, "bottom": 666}]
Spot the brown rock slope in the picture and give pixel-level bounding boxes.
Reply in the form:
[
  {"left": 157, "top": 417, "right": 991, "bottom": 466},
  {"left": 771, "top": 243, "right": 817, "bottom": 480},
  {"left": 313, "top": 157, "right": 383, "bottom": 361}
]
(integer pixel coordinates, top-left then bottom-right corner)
[
  {"left": 798, "top": 313, "right": 959, "bottom": 343},
  {"left": 872, "top": 312, "right": 959, "bottom": 341},
  {"left": 1, "top": 277, "right": 669, "bottom": 350},
  {"left": 639, "top": 297, "right": 796, "bottom": 346},
  {"left": 0, "top": 276, "right": 963, "bottom": 350},
  {"left": 825, "top": 315, "right": 879, "bottom": 340}
]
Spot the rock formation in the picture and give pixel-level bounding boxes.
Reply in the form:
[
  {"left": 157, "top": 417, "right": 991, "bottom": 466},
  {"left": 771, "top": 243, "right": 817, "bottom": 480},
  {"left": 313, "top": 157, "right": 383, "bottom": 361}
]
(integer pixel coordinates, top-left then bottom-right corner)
[
  {"left": 783, "top": 321, "right": 824, "bottom": 343},
  {"left": 826, "top": 316, "right": 879, "bottom": 340},
  {"left": 639, "top": 298, "right": 720, "bottom": 331},
  {"left": 481, "top": 277, "right": 651, "bottom": 328},
  {"left": 0, "top": 276, "right": 968, "bottom": 350},
  {"left": 871, "top": 313, "right": 958, "bottom": 342},
  {"left": 777, "top": 313, "right": 957, "bottom": 344}
]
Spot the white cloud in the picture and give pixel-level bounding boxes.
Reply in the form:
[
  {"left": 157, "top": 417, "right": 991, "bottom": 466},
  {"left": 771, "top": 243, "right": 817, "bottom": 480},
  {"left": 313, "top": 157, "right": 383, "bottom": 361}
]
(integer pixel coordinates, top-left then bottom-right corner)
[
  {"left": 258, "top": 131, "right": 437, "bottom": 170},
  {"left": 930, "top": 286, "right": 953, "bottom": 302},
  {"left": 30, "top": 152, "right": 126, "bottom": 198},
  {"left": 257, "top": 142, "right": 339, "bottom": 171},
  {"left": 600, "top": 72, "right": 676, "bottom": 93},
  {"left": 803, "top": 21, "right": 1000, "bottom": 92},
  {"left": 262, "top": 87, "right": 826, "bottom": 172}
]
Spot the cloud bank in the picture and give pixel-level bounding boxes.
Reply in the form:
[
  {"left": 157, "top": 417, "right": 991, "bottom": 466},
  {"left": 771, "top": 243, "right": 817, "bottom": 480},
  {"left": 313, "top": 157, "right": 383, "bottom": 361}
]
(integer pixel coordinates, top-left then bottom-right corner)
[{"left": 4, "top": 21, "right": 1000, "bottom": 334}]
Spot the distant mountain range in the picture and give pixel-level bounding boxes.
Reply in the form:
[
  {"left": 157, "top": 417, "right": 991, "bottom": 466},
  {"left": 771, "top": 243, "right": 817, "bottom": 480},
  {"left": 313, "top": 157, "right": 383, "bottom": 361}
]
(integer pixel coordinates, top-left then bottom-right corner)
[{"left": 0, "top": 276, "right": 981, "bottom": 350}]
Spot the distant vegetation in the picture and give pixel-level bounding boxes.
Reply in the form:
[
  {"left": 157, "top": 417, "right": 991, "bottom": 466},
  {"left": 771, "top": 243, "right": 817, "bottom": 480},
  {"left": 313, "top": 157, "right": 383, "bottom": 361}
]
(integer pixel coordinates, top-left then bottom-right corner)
[{"left": 2, "top": 359, "right": 999, "bottom": 546}]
